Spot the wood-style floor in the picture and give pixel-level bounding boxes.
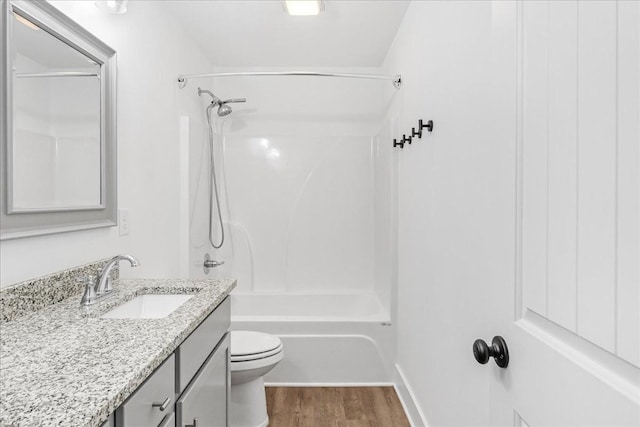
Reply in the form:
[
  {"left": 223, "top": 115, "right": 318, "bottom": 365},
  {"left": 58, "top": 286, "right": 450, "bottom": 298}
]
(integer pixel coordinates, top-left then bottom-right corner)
[{"left": 266, "top": 386, "right": 411, "bottom": 427}]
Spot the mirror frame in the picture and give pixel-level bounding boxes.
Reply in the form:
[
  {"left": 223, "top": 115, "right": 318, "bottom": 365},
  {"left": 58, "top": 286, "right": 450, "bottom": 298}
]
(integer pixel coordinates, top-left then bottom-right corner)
[{"left": 0, "top": 0, "right": 117, "bottom": 240}]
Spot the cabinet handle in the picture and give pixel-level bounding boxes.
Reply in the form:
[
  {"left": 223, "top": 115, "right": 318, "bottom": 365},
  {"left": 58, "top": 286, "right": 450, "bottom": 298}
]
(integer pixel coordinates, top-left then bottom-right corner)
[
  {"left": 151, "top": 397, "right": 171, "bottom": 411},
  {"left": 186, "top": 418, "right": 198, "bottom": 427}
]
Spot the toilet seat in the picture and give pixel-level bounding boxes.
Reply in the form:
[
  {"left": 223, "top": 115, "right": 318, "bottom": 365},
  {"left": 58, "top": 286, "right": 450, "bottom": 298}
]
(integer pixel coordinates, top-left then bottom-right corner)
[
  {"left": 231, "top": 348, "right": 284, "bottom": 372},
  {"left": 231, "top": 331, "right": 281, "bottom": 356},
  {"left": 230, "top": 331, "right": 284, "bottom": 369},
  {"left": 231, "top": 344, "right": 283, "bottom": 362}
]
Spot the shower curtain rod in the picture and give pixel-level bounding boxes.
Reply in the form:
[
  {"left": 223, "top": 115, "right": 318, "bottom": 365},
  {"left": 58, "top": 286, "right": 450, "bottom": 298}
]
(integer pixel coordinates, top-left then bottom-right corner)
[{"left": 176, "top": 71, "right": 402, "bottom": 89}]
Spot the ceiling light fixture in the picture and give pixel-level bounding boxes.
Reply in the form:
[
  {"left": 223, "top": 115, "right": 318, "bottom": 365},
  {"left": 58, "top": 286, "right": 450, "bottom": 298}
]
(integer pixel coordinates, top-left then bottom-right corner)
[
  {"left": 284, "top": 0, "right": 324, "bottom": 16},
  {"left": 95, "top": 0, "right": 128, "bottom": 14}
]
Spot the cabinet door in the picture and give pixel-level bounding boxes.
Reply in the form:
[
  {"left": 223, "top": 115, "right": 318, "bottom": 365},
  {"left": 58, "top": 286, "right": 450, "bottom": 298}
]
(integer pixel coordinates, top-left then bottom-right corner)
[
  {"left": 177, "top": 333, "right": 229, "bottom": 427},
  {"left": 176, "top": 297, "right": 230, "bottom": 394},
  {"left": 116, "top": 354, "right": 175, "bottom": 427}
]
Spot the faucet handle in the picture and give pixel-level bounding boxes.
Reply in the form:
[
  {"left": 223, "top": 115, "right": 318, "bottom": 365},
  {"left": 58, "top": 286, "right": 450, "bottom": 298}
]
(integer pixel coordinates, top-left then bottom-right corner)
[{"left": 78, "top": 275, "right": 97, "bottom": 306}]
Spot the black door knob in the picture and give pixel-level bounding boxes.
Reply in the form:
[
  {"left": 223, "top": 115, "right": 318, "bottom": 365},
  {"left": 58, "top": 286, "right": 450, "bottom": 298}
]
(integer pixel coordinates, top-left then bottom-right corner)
[{"left": 473, "top": 336, "right": 509, "bottom": 368}]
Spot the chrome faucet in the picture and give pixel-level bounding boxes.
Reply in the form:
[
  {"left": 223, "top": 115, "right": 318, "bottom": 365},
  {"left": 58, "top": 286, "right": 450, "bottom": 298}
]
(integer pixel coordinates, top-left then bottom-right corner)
[
  {"left": 96, "top": 254, "right": 140, "bottom": 295},
  {"left": 79, "top": 255, "right": 140, "bottom": 306}
]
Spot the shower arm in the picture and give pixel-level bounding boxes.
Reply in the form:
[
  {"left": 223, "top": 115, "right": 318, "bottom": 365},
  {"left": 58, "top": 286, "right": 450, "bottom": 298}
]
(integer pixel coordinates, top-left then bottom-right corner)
[{"left": 221, "top": 98, "right": 246, "bottom": 104}]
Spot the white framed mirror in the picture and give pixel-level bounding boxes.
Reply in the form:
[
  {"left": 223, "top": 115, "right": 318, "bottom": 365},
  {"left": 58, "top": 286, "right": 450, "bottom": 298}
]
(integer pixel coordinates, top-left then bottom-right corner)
[{"left": 1, "top": 0, "right": 117, "bottom": 240}]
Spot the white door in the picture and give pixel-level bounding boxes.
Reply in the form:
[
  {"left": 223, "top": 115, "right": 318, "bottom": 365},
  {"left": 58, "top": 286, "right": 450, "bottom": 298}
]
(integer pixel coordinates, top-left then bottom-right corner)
[{"left": 487, "top": 1, "right": 640, "bottom": 425}]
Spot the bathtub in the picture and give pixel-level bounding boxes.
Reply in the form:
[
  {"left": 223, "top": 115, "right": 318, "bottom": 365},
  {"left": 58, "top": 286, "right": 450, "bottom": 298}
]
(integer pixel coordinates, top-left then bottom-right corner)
[{"left": 230, "top": 292, "right": 395, "bottom": 385}]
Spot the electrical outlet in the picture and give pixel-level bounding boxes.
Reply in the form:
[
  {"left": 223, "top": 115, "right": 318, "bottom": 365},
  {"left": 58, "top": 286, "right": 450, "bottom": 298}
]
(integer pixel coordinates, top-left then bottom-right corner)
[{"left": 119, "top": 208, "right": 130, "bottom": 236}]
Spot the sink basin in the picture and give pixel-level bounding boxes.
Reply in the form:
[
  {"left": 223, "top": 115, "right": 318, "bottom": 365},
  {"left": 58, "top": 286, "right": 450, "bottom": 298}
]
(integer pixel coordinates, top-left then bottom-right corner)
[{"left": 100, "top": 294, "right": 194, "bottom": 319}]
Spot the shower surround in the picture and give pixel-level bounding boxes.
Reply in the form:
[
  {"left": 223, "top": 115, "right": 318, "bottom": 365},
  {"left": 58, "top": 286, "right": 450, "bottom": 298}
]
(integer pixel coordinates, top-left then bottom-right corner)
[{"left": 186, "top": 69, "right": 398, "bottom": 383}]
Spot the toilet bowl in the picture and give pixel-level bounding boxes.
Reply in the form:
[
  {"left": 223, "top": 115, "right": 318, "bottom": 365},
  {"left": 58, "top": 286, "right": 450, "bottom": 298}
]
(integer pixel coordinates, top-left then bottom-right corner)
[{"left": 230, "top": 331, "right": 283, "bottom": 427}]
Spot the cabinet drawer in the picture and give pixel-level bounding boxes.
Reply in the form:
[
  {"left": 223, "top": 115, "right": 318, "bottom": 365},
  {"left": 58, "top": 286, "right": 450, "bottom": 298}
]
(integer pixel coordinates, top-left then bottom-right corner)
[
  {"left": 116, "top": 354, "right": 175, "bottom": 427},
  {"left": 177, "top": 333, "right": 229, "bottom": 427},
  {"left": 176, "top": 297, "right": 230, "bottom": 393}
]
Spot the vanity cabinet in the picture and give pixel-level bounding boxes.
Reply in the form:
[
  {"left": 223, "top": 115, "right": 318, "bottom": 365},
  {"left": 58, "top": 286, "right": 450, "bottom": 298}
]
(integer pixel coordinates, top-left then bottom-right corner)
[
  {"left": 114, "top": 297, "right": 230, "bottom": 427},
  {"left": 177, "top": 334, "right": 230, "bottom": 427}
]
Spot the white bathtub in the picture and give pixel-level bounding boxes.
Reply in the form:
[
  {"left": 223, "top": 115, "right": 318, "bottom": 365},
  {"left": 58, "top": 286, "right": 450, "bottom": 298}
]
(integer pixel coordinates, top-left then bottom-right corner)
[{"left": 230, "top": 292, "right": 395, "bottom": 385}]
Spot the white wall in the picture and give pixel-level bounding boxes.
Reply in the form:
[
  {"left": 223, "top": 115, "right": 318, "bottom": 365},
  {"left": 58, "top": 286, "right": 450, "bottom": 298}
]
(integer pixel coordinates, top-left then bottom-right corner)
[
  {"left": 0, "top": 1, "right": 213, "bottom": 288},
  {"left": 383, "top": 1, "right": 514, "bottom": 425}
]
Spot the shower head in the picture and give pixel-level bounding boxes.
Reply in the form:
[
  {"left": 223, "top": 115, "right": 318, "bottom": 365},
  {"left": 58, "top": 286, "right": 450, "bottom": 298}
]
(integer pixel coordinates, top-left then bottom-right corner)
[
  {"left": 217, "top": 103, "right": 233, "bottom": 116},
  {"left": 217, "top": 98, "right": 246, "bottom": 117},
  {"left": 198, "top": 87, "right": 246, "bottom": 117}
]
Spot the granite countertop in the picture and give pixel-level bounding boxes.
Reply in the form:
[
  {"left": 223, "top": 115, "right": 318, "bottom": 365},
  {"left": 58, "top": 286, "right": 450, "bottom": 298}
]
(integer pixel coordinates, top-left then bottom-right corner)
[{"left": 0, "top": 278, "right": 236, "bottom": 427}]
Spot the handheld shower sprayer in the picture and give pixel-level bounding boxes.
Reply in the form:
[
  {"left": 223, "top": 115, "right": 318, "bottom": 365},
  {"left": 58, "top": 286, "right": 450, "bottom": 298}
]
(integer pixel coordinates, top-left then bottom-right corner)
[{"left": 197, "top": 87, "right": 247, "bottom": 250}]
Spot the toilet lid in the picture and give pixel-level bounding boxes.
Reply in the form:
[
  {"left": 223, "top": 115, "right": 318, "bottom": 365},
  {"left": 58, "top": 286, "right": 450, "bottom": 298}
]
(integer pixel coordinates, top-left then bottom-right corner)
[{"left": 231, "top": 331, "right": 282, "bottom": 357}]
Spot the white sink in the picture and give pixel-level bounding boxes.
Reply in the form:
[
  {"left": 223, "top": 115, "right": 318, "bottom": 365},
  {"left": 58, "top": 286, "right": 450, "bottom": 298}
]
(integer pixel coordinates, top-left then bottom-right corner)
[{"left": 100, "top": 294, "right": 194, "bottom": 319}]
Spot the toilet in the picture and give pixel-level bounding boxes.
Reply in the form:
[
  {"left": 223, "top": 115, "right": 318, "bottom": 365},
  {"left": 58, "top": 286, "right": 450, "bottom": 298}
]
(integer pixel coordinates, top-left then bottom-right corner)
[{"left": 230, "top": 331, "right": 284, "bottom": 427}]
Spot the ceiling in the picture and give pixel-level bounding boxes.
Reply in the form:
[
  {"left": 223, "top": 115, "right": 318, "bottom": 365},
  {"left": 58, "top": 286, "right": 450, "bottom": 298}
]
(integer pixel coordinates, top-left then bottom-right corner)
[{"left": 163, "top": 0, "right": 410, "bottom": 67}]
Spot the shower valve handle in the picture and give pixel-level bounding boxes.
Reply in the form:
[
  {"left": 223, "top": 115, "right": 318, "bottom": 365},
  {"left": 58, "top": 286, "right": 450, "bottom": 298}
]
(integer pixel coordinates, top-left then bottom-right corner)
[
  {"left": 203, "top": 253, "right": 224, "bottom": 274},
  {"left": 473, "top": 336, "right": 509, "bottom": 368},
  {"left": 204, "top": 259, "right": 224, "bottom": 268}
]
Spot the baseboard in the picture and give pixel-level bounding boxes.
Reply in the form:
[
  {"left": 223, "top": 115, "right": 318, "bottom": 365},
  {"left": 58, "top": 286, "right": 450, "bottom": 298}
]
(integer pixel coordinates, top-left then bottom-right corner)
[
  {"left": 393, "top": 364, "right": 429, "bottom": 427},
  {"left": 265, "top": 382, "right": 395, "bottom": 387}
]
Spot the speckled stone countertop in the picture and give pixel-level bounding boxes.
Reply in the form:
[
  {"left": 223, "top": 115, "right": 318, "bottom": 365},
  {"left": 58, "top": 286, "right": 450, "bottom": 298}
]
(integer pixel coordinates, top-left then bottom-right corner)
[{"left": 0, "top": 278, "right": 236, "bottom": 427}]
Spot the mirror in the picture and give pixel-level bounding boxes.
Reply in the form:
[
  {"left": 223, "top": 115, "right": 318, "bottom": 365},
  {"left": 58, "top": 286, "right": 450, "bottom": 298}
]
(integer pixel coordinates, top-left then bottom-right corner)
[
  {"left": 11, "top": 11, "right": 102, "bottom": 211},
  {"left": 1, "top": 0, "right": 117, "bottom": 239}
]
